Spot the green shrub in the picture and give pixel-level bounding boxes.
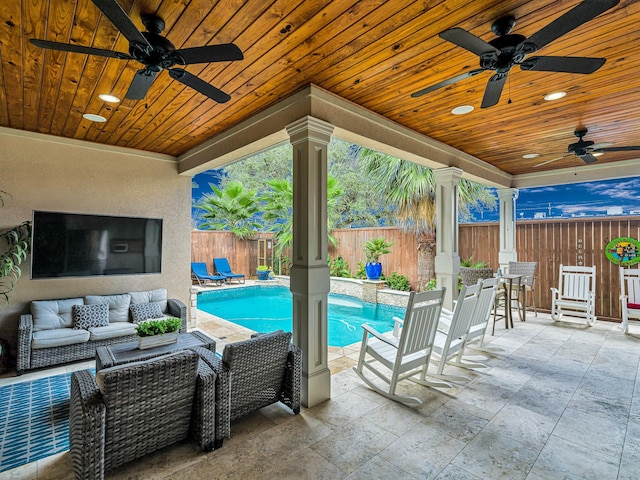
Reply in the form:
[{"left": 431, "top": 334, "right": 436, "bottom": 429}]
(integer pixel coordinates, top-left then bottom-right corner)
[
  {"left": 423, "top": 278, "right": 437, "bottom": 291},
  {"left": 135, "top": 317, "right": 182, "bottom": 337},
  {"left": 385, "top": 272, "right": 410, "bottom": 291},
  {"left": 329, "top": 256, "right": 351, "bottom": 277},
  {"left": 354, "top": 261, "right": 367, "bottom": 279},
  {"left": 460, "top": 256, "right": 489, "bottom": 268}
]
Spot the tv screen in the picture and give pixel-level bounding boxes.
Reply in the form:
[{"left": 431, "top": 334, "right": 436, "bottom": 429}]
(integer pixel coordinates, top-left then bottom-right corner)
[{"left": 31, "top": 211, "right": 162, "bottom": 278}]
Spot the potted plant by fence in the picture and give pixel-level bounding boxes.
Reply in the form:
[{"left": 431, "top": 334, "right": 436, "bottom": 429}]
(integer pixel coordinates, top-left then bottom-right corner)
[
  {"left": 135, "top": 317, "right": 182, "bottom": 350},
  {"left": 363, "top": 237, "right": 393, "bottom": 280},
  {"left": 256, "top": 265, "right": 271, "bottom": 280}
]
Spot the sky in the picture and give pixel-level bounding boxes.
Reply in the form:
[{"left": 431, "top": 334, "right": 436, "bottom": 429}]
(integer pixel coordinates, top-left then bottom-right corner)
[
  {"left": 473, "top": 175, "right": 640, "bottom": 223},
  {"left": 193, "top": 171, "right": 640, "bottom": 225}
]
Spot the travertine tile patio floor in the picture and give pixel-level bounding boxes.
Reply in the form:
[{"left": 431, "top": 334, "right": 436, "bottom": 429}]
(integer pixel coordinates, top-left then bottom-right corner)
[{"left": 5, "top": 298, "right": 640, "bottom": 479}]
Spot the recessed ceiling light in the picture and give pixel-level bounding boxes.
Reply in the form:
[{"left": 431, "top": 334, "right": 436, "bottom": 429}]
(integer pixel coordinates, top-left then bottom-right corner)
[
  {"left": 83, "top": 113, "right": 107, "bottom": 122},
  {"left": 543, "top": 91, "right": 566, "bottom": 101},
  {"left": 99, "top": 93, "right": 121, "bottom": 103},
  {"left": 451, "top": 105, "right": 474, "bottom": 115},
  {"left": 523, "top": 153, "right": 540, "bottom": 159}
]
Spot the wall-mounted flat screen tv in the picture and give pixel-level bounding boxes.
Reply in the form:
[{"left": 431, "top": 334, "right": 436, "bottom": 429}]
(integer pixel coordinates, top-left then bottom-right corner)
[{"left": 31, "top": 211, "right": 162, "bottom": 279}]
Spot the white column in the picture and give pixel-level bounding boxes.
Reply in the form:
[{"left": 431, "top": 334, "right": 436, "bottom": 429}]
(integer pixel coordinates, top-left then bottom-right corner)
[
  {"left": 286, "top": 116, "right": 333, "bottom": 407},
  {"left": 498, "top": 188, "right": 519, "bottom": 271},
  {"left": 433, "top": 167, "right": 462, "bottom": 310}
]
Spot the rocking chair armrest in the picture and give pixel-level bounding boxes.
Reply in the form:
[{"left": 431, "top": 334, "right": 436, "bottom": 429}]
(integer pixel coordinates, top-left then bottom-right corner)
[
  {"left": 392, "top": 316, "right": 404, "bottom": 337},
  {"left": 550, "top": 287, "right": 560, "bottom": 298},
  {"left": 362, "top": 324, "right": 397, "bottom": 347}
]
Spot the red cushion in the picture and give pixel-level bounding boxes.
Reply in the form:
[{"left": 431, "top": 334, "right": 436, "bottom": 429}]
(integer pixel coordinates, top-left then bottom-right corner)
[{"left": 628, "top": 303, "right": 640, "bottom": 309}]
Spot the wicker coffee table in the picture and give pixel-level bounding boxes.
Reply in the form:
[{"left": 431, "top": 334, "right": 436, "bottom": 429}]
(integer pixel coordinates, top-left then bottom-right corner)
[{"left": 95, "top": 330, "right": 216, "bottom": 370}]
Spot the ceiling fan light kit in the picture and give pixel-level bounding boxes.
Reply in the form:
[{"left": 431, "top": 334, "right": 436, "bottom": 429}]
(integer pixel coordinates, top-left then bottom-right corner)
[
  {"left": 29, "top": 0, "right": 243, "bottom": 103},
  {"left": 411, "top": 0, "right": 620, "bottom": 108}
]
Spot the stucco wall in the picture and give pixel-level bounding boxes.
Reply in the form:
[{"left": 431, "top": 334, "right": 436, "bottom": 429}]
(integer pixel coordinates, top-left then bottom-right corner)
[{"left": 0, "top": 128, "right": 192, "bottom": 357}]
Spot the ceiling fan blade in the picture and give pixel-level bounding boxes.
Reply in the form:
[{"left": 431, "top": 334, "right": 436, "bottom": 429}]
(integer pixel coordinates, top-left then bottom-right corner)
[
  {"left": 411, "top": 68, "right": 486, "bottom": 98},
  {"left": 480, "top": 73, "right": 507, "bottom": 108},
  {"left": 534, "top": 155, "right": 569, "bottom": 168},
  {"left": 92, "top": 0, "right": 151, "bottom": 50},
  {"left": 581, "top": 153, "right": 598, "bottom": 164},
  {"left": 30, "top": 39, "right": 133, "bottom": 60},
  {"left": 172, "top": 44, "right": 244, "bottom": 65},
  {"left": 520, "top": 56, "right": 605, "bottom": 74},
  {"left": 594, "top": 146, "right": 640, "bottom": 152},
  {"left": 439, "top": 28, "right": 500, "bottom": 57},
  {"left": 168, "top": 68, "right": 231, "bottom": 103},
  {"left": 520, "top": 0, "right": 620, "bottom": 53},
  {"left": 125, "top": 69, "right": 157, "bottom": 100}
]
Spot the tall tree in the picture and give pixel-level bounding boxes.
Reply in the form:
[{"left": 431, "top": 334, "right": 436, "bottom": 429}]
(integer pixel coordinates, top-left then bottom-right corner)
[
  {"left": 196, "top": 181, "right": 261, "bottom": 239},
  {"left": 328, "top": 139, "right": 395, "bottom": 227},
  {"left": 358, "top": 149, "right": 497, "bottom": 289},
  {"left": 260, "top": 176, "right": 343, "bottom": 260}
]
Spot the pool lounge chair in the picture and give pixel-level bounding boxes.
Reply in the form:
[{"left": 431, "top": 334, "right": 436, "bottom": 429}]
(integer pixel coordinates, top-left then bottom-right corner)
[
  {"left": 213, "top": 258, "right": 245, "bottom": 284},
  {"left": 192, "top": 262, "right": 225, "bottom": 287}
]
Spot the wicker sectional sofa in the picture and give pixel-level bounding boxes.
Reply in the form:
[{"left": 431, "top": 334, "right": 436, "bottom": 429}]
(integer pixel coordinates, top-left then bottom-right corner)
[{"left": 17, "top": 288, "right": 187, "bottom": 375}]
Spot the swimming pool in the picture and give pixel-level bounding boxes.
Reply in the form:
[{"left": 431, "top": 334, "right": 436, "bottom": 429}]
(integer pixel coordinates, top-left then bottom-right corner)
[{"left": 197, "top": 285, "right": 405, "bottom": 347}]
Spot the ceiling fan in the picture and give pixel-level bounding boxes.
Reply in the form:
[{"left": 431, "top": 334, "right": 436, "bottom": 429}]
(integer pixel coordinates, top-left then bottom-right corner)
[
  {"left": 411, "top": 0, "right": 619, "bottom": 108},
  {"left": 29, "top": 0, "right": 243, "bottom": 103},
  {"left": 534, "top": 128, "right": 640, "bottom": 167}
]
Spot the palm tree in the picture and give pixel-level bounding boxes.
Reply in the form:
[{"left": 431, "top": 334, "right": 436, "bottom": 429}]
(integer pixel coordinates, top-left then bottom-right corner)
[
  {"left": 196, "top": 181, "right": 261, "bottom": 239},
  {"left": 260, "top": 176, "right": 343, "bottom": 260},
  {"left": 358, "top": 149, "right": 496, "bottom": 290}
]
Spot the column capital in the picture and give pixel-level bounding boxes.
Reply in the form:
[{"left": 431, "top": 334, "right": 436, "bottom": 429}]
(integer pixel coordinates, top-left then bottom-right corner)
[
  {"left": 286, "top": 116, "right": 334, "bottom": 145},
  {"left": 497, "top": 187, "right": 519, "bottom": 201},
  {"left": 433, "top": 166, "right": 463, "bottom": 183}
]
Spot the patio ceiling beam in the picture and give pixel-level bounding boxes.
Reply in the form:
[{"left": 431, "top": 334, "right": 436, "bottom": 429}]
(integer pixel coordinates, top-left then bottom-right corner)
[{"left": 177, "top": 84, "right": 512, "bottom": 188}]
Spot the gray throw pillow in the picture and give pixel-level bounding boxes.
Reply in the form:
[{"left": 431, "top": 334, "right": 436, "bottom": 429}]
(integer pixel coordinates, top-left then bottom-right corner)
[
  {"left": 72, "top": 304, "right": 109, "bottom": 330},
  {"left": 130, "top": 302, "right": 164, "bottom": 324}
]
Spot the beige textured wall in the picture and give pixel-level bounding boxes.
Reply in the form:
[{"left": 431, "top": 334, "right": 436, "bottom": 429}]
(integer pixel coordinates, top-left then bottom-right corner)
[{"left": 0, "top": 128, "right": 192, "bottom": 354}]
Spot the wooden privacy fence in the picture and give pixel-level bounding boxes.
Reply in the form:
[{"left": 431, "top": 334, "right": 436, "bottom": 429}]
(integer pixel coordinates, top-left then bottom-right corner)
[
  {"left": 191, "top": 231, "right": 275, "bottom": 280},
  {"left": 192, "top": 216, "right": 640, "bottom": 321},
  {"left": 459, "top": 216, "right": 640, "bottom": 321}
]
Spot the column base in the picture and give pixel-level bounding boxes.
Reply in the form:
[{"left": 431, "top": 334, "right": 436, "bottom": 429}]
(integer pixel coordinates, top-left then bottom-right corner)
[{"left": 302, "top": 367, "right": 331, "bottom": 407}]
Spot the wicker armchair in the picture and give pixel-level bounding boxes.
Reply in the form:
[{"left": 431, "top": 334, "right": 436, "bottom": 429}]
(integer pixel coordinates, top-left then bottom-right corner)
[
  {"left": 69, "top": 349, "right": 217, "bottom": 480},
  {"left": 197, "top": 330, "right": 302, "bottom": 448}
]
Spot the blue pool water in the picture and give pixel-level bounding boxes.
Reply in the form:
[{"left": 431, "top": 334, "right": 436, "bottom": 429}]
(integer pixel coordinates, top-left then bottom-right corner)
[{"left": 197, "top": 285, "right": 405, "bottom": 347}]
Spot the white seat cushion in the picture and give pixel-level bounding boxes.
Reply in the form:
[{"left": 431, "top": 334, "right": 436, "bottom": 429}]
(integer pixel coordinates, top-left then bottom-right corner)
[
  {"left": 32, "top": 328, "right": 90, "bottom": 348},
  {"left": 89, "top": 322, "right": 137, "bottom": 341}
]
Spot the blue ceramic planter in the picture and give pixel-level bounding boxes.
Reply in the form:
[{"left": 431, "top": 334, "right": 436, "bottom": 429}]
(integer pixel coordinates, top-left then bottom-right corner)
[
  {"left": 256, "top": 269, "right": 271, "bottom": 280},
  {"left": 365, "top": 262, "right": 382, "bottom": 280}
]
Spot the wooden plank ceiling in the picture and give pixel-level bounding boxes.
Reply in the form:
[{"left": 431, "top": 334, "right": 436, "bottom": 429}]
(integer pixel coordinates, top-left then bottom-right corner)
[{"left": 1, "top": 0, "right": 639, "bottom": 177}]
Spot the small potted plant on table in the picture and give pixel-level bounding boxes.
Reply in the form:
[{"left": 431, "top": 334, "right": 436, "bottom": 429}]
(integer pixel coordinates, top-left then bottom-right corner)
[
  {"left": 135, "top": 317, "right": 182, "bottom": 350},
  {"left": 363, "top": 237, "right": 393, "bottom": 280}
]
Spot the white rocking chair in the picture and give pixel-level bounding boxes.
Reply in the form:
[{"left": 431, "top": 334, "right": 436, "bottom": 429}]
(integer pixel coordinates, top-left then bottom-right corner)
[
  {"left": 429, "top": 283, "right": 481, "bottom": 383},
  {"left": 550, "top": 264, "right": 597, "bottom": 326},
  {"left": 463, "top": 277, "right": 499, "bottom": 355},
  {"left": 353, "top": 288, "right": 447, "bottom": 406},
  {"left": 620, "top": 267, "right": 640, "bottom": 335}
]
